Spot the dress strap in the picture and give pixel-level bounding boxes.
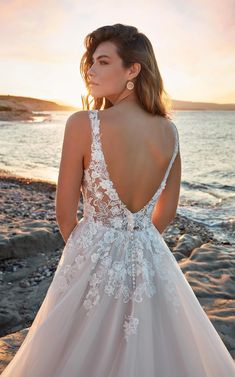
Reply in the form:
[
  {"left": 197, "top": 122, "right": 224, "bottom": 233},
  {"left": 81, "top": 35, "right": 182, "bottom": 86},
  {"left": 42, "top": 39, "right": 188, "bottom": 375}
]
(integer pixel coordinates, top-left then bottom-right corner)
[
  {"left": 88, "top": 109, "right": 99, "bottom": 137},
  {"left": 87, "top": 109, "right": 101, "bottom": 158}
]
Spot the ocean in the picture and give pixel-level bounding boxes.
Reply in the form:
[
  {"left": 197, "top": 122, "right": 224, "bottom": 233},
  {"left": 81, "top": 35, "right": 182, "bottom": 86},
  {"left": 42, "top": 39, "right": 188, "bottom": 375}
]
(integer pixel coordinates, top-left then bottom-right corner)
[{"left": 0, "top": 110, "right": 234, "bottom": 245}]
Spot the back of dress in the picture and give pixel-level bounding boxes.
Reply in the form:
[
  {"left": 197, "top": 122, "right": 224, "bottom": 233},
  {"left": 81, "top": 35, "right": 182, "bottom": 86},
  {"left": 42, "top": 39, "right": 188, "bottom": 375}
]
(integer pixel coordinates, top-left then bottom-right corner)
[
  {"left": 65, "top": 109, "right": 182, "bottom": 325},
  {"left": 81, "top": 109, "right": 180, "bottom": 231}
]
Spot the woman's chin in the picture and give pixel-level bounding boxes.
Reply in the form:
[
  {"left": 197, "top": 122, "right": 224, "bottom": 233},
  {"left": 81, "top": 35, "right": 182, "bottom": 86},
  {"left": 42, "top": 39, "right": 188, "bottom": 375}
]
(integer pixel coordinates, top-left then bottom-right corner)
[
  {"left": 89, "top": 90, "right": 106, "bottom": 99},
  {"left": 89, "top": 88, "right": 100, "bottom": 96}
]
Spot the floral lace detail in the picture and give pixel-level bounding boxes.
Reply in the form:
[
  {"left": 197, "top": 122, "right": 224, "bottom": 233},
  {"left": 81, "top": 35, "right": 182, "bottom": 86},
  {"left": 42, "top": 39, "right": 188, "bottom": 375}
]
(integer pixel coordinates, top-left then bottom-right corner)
[
  {"left": 81, "top": 110, "right": 179, "bottom": 231},
  {"left": 53, "top": 220, "right": 99, "bottom": 294},
  {"left": 123, "top": 314, "right": 140, "bottom": 342},
  {"left": 81, "top": 223, "right": 181, "bottom": 319},
  {"left": 53, "top": 109, "right": 180, "bottom": 342}
]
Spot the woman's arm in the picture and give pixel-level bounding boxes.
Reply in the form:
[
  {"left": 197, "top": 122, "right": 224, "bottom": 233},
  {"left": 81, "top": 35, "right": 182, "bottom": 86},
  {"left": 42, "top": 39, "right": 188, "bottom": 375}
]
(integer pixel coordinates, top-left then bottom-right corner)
[
  {"left": 55, "top": 111, "right": 88, "bottom": 243},
  {"left": 151, "top": 151, "right": 181, "bottom": 234}
]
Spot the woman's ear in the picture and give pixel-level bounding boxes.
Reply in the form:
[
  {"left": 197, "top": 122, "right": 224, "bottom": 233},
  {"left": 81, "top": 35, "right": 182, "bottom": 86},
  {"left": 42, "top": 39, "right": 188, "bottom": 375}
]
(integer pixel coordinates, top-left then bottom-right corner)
[{"left": 129, "top": 62, "right": 141, "bottom": 80}]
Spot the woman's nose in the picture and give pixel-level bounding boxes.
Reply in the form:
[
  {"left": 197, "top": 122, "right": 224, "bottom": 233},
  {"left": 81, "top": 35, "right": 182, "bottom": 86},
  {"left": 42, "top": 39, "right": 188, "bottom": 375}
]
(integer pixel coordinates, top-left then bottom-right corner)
[{"left": 88, "top": 65, "right": 95, "bottom": 76}]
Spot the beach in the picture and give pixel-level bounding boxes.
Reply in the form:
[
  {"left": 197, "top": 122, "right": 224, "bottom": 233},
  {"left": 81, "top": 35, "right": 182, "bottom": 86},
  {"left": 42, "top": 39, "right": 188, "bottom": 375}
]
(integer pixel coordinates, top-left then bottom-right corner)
[
  {"left": 0, "top": 107, "right": 234, "bottom": 371},
  {"left": 0, "top": 168, "right": 234, "bottom": 371}
]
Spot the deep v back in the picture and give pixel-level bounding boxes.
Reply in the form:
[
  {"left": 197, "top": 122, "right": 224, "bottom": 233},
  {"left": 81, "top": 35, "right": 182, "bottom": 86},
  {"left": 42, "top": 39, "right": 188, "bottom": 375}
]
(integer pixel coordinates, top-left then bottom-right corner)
[{"left": 81, "top": 109, "right": 179, "bottom": 231}]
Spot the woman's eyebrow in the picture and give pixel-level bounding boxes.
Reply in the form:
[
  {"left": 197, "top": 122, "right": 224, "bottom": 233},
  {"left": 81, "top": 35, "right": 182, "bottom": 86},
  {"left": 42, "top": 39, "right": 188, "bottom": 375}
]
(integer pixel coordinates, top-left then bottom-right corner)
[{"left": 91, "top": 54, "right": 111, "bottom": 60}]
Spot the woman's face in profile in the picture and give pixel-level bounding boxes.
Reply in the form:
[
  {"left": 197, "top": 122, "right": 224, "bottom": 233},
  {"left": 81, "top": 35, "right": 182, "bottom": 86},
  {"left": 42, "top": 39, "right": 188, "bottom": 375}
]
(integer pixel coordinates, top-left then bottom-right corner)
[{"left": 87, "top": 41, "right": 128, "bottom": 100}]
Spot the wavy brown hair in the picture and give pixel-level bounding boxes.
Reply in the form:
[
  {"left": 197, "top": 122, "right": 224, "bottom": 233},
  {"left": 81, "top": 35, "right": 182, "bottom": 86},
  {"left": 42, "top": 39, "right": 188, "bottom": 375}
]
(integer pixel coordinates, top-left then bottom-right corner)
[{"left": 80, "top": 23, "right": 172, "bottom": 119}]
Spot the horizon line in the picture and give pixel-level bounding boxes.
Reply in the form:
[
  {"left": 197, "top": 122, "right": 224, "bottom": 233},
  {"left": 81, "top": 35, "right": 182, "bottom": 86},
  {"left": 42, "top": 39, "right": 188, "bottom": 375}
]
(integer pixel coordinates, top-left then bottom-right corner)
[{"left": 1, "top": 93, "right": 235, "bottom": 107}]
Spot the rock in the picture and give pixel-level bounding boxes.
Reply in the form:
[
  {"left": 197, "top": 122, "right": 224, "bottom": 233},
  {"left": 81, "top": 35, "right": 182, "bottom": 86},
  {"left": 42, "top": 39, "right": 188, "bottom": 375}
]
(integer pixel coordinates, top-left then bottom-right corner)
[
  {"left": 0, "top": 246, "right": 62, "bottom": 337},
  {"left": 173, "top": 252, "right": 186, "bottom": 262},
  {"left": 173, "top": 233, "right": 203, "bottom": 257},
  {"left": 179, "top": 243, "right": 235, "bottom": 300},
  {"left": 0, "top": 220, "right": 64, "bottom": 260},
  {"left": 19, "top": 280, "right": 30, "bottom": 288},
  {"left": 0, "top": 327, "right": 29, "bottom": 374},
  {"left": 0, "top": 304, "right": 22, "bottom": 333}
]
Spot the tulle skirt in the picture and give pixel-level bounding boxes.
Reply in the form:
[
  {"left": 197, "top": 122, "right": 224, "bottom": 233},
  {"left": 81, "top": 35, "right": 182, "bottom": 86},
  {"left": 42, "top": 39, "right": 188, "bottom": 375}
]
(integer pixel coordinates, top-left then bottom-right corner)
[{"left": 1, "top": 218, "right": 235, "bottom": 376}]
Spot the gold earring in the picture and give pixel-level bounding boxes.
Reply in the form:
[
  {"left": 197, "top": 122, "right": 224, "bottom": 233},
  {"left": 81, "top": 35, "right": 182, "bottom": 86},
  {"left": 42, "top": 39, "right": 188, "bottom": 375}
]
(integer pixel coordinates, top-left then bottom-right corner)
[{"left": 126, "top": 81, "right": 134, "bottom": 90}]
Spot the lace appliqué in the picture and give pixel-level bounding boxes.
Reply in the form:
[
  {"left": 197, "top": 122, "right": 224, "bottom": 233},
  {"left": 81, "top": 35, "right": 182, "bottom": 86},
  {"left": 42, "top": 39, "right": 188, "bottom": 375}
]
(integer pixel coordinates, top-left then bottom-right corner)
[
  {"left": 52, "top": 109, "right": 180, "bottom": 343},
  {"left": 81, "top": 224, "right": 181, "bottom": 320},
  {"left": 123, "top": 314, "right": 139, "bottom": 342},
  {"left": 81, "top": 110, "right": 179, "bottom": 231},
  {"left": 52, "top": 220, "right": 99, "bottom": 295}
]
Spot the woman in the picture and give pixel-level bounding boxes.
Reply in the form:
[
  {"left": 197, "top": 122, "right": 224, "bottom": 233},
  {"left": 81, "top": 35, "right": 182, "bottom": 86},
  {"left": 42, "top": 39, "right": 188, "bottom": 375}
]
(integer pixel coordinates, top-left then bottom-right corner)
[{"left": 2, "top": 24, "right": 235, "bottom": 377}]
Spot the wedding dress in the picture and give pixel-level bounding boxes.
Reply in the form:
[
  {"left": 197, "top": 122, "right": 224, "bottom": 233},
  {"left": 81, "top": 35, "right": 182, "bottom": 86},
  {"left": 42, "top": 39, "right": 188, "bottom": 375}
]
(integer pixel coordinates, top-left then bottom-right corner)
[{"left": 1, "top": 109, "right": 235, "bottom": 377}]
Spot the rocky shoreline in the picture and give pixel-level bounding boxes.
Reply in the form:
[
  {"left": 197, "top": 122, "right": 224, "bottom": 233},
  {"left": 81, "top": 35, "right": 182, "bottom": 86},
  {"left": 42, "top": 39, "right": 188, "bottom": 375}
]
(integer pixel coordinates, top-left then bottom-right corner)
[
  {"left": 0, "top": 95, "right": 78, "bottom": 121},
  {"left": 0, "top": 169, "right": 234, "bottom": 371}
]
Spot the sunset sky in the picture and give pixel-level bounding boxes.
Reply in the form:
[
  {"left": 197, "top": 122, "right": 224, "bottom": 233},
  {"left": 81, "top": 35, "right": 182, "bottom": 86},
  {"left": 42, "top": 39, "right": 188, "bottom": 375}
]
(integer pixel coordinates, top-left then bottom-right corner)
[{"left": 0, "top": 0, "right": 234, "bottom": 107}]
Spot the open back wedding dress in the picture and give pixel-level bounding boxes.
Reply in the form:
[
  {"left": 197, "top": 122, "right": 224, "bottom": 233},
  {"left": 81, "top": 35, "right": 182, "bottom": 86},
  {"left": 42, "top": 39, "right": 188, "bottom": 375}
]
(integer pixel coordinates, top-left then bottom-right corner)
[{"left": 1, "top": 109, "right": 235, "bottom": 376}]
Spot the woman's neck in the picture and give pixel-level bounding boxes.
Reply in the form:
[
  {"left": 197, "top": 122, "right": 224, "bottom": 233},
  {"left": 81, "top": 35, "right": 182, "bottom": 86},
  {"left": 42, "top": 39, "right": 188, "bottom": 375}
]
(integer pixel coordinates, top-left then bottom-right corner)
[{"left": 108, "top": 91, "right": 138, "bottom": 107}]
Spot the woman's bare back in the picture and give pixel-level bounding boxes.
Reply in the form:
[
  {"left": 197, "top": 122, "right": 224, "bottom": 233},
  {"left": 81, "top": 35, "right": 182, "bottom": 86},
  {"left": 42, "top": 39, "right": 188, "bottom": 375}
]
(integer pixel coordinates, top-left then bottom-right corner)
[{"left": 83, "top": 104, "right": 180, "bottom": 215}]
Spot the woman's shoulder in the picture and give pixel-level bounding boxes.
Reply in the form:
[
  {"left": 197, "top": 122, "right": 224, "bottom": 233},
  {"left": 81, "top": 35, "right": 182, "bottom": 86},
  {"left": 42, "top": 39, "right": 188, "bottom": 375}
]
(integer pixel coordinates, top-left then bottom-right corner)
[
  {"left": 64, "top": 110, "right": 93, "bottom": 144},
  {"left": 66, "top": 110, "right": 91, "bottom": 122},
  {"left": 152, "top": 115, "right": 178, "bottom": 137},
  {"left": 65, "top": 110, "right": 98, "bottom": 130}
]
